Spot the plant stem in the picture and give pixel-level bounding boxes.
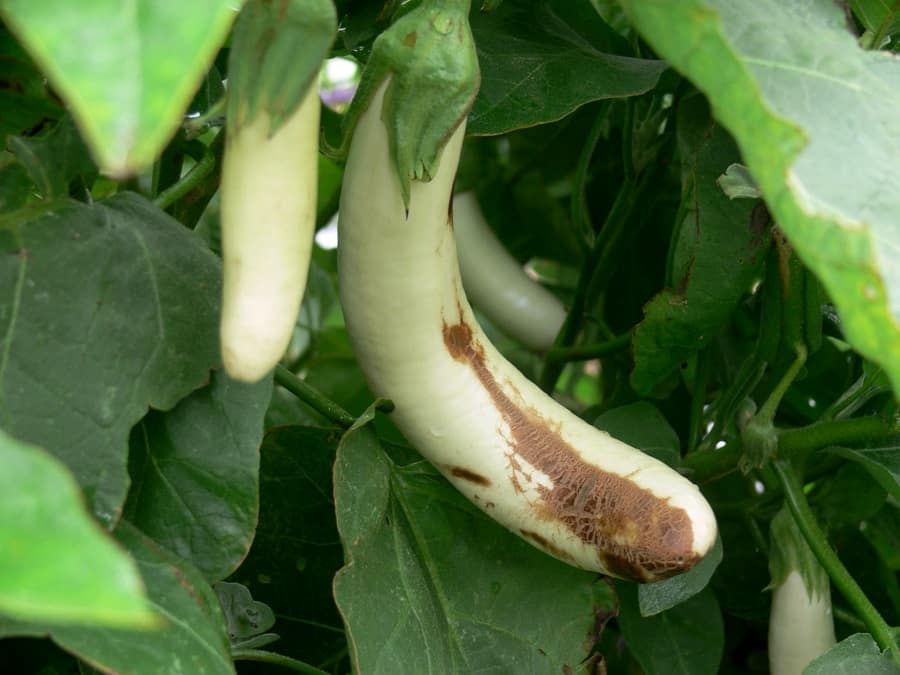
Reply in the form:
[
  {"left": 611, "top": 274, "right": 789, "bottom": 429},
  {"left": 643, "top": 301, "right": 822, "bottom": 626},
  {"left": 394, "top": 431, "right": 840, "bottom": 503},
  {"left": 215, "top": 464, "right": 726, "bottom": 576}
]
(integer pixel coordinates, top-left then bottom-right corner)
[
  {"left": 274, "top": 365, "right": 356, "bottom": 428},
  {"left": 184, "top": 96, "right": 226, "bottom": 139},
  {"left": 758, "top": 345, "right": 807, "bottom": 423},
  {"left": 778, "top": 415, "right": 897, "bottom": 455},
  {"left": 545, "top": 332, "right": 630, "bottom": 364},
  {"left": 231, "top": 649, "right": 329, "bottom": 675},
  {"left": 621, "top": 99, "right": 635, "bottom": 180},
  {"left": 569, "top": 110, "right": 609, "bottom": 247},
  {"left": 152, "top": 147, "right": 217, "bottom": 210},
  {"left": 684, "top": 415, "right": 897, "bottom": 483},
  {"left": 687, "top": 349, "right": 711, "bottom": 452},
  {"left": 539, "top": 177, "right": 637, "bottom": 392},
  {"left": 833, "top": 606, "right": 867, "bottom": 632},
  {"left": 773, "top": 460, "right": 900, "bottom": 661}
]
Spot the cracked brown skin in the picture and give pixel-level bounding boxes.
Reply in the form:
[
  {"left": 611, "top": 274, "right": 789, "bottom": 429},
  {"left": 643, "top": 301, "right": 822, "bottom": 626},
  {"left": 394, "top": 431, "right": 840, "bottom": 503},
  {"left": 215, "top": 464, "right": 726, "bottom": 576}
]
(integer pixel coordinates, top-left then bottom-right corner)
[
  {"left": 449, "top": 465, "right": 491, "bottom": 487},
  {"left": 442, "top": 317, "right": 701, "bottom": 582}
]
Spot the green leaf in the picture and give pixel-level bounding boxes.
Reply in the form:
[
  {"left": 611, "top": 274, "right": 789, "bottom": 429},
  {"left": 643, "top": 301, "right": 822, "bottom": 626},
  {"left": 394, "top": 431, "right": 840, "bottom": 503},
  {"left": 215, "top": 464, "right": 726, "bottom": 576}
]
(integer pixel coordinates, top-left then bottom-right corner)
[
  {"left": 213, "top": 582, "right": 276, "bottom": 648},
  {"left": 125, "top": 369, "right": 271, "bottom": 581},
  {"left": 0, "top": 152, "right": 35, "bottom": 213},
  {"left": 0, "top": 192, "right": 222, "bottom": 524},
  {"left": 0, "top": 0, "right": 237, "bottom": 175},
  {"left": 6, "top": 115, "right": 96, "bottom": 200},
  {"left": 617, "top": 582, "right": 724, "bottom": 675},
  {"left": 333, "top": 424, "right": 596, "bottom": 674},
  {"left": 0, "top": 429, "right": 152, "bottom": 626},
  {"left": 805, "top": 633, "right": 900, "bottom": 674},
  {"left": 850, "top": 0, "right": 900, "bottom": 48},
  {"left": 813, "top": 461, "right": 888, "bottom": 528},
  {"left": 829, "top": 444, "right": 900, "bottom": 503},
  {"left": 631, "top": 93, "right": 770, "bottom": 396},
  {"left": 49, "top": 522, "right": 235, "bottom": 674},
  {"left": 638, "top": 537, "right": 723, "bottom": 617},
  {"left": 0, "top": 24, "right": 63, "bottom": 140},
  {"left": 862, "top": 504, "right": 900, "bottom": 570},
  {"left": 469, "top": 0, "right": 667, "bottom": 135},
  {"left": 594, "top": 401, "right": 682, "bottom": 467},
  {"left": 620, "top": 0, "right": 900, "bottom": 396},
  {"left": 230, "top": 425, "right": 347, "bottom": 665}
]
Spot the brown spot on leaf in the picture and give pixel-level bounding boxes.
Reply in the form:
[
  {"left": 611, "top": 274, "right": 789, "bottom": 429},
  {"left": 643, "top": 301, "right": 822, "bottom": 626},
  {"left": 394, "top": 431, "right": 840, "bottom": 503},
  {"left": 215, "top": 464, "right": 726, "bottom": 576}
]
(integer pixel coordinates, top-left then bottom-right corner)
[
  {"left": 441, "top": 314, "right": 701, "bottom": 581},
  {"left": 449, "top": 466, "right": 491, "bottom": 486},
  {"left": 403, "top": 31, "right": 417, "bottom": 47}
]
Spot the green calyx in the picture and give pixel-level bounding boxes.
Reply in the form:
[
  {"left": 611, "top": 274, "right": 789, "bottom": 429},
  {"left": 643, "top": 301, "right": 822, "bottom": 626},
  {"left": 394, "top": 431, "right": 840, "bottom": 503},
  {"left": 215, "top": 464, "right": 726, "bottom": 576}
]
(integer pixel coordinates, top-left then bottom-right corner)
[
  {"left": 227, "top": 0, "right": 337, "bottom": 134},
  {"left": 768, "top": 506, "right": 830, "bottom": 600},
  {"left": 343, "top": 0, "right": 480, "bottom": 207},
  {"left": 739, "top": 414, "right": 777, "bottom": 472}
]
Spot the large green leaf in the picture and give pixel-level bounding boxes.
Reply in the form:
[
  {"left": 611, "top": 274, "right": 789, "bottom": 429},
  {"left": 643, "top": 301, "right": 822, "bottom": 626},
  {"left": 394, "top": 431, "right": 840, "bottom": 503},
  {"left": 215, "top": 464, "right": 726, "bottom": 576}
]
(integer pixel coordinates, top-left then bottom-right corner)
[
  {"left": 468, "top": 0, "right": 667, "bottom": 135},
  {"left": 0, "top": 430, "right": 152, "bottom": 626},
  {"left": 806, "top": 633, "right": 900, "bottom": 674},
  {"left": 125, "top": 369, "right": 271, "bottom": 582},
  {"left": 333, "top": 424, "right": 596, "bottom": 674},
  {"left": 230, "top": 425, "right": 347, "bottom": 666},
  {"left": 1, "top": 522, "right": 236, "bottom": 674},
  {"left": 0, "top": 0, "right": 237, "bottom": 175},
  {"left": 631, "top": 94, "right": 770, "bottom": 395},
  {"left": 0, "top": 192, "right": 222, "bottom": 524},
  {"left": 594, "top": 401, "right": 682, "bottom": 468},
  {"left": 638, "top": 537, "right": 723, "bottom": 618},
  {"left": 616, "top": 582, "right": 724, "bottom": 675},
  {"left": 620, "top": 0, "right": 900, "bottom": 396}
]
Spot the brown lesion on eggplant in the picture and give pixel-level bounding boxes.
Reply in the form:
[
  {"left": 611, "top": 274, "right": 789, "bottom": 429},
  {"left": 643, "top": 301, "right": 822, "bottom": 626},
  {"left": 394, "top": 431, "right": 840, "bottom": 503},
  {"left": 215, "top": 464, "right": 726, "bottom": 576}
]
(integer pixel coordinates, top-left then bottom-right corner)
[
  {"left": 441, "top": 312, "right": 702, "bottom": 582},
  {"left": 520, "top": 529, "right": 575, "bottom": 563},
  {"left": 447, "top": 190, "right": 454, "bottom": 229},
  {"left": 448, "top": 465, "right": 492, "bottom": 487}
]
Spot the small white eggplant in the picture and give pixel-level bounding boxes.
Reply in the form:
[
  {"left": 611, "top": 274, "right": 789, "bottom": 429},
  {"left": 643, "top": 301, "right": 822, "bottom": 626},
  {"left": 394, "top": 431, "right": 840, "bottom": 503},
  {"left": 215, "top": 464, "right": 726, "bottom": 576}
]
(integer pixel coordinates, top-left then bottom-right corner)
[
  {"left": 452, "top": 191, "right": 567, "bottom": 352},
  {"left": 769, "top": 570, "right": 836, "bottom": 675},
  {"left": 219, "top": 84, "right": 320, "bottom": 383}
]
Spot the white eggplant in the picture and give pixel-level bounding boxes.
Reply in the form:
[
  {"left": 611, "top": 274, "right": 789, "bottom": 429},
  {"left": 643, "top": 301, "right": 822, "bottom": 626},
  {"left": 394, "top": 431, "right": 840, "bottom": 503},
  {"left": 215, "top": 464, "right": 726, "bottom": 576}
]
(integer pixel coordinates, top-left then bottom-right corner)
[
  {"left": 452, "top": 191, "right": 567, "bottom": 352},
  {"left": 769, "top": 570, "right": 836, "bottom": 675},
  {"left": 337, "top": 80, "right": 717, "bottom": 581},
  {"left": 219, "top": 84, "right": 319, "bottom": 383}
]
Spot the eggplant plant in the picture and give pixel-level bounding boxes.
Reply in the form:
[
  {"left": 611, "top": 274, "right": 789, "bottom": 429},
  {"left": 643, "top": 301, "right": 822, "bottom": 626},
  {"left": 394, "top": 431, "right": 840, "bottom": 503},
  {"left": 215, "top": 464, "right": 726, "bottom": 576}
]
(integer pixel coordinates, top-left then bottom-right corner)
[{"left": 1, "top": 0, "right": 899, "bottom": 674}]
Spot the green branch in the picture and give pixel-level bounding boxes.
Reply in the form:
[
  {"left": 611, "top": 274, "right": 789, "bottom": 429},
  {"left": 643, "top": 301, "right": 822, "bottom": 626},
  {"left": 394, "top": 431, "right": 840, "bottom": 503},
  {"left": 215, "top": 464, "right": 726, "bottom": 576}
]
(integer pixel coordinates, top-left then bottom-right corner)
[
  {"left": 773, "top": 460, "right": 900, "bottom": 662},
  {"left": 545, "top": 332, "right": 630, "bottom": 364},
  {"left": 152, "top": 145, "right": 218, "bottom": 211},
  {"left": 684, "top": 415, "right": 897, "bottom": 483},
  {"left": 232, "top": 649, "right": 330, "bottom": 674},
  {"left": 539, "top": 177, "right": 637, "bottom": 391},
  {"left": 274, "top": 365, "right": 356, "bottom": 428}
]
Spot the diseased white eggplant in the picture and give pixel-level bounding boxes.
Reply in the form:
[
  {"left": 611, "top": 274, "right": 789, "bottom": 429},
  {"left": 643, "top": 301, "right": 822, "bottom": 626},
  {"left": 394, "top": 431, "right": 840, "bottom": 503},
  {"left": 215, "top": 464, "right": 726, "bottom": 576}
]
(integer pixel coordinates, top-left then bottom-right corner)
[
  {"left": 452, "top": 191, "right": 567, "bottom": 352},
  {"left": 337, "top": 80, "right": 717, "bottom": 581}
]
